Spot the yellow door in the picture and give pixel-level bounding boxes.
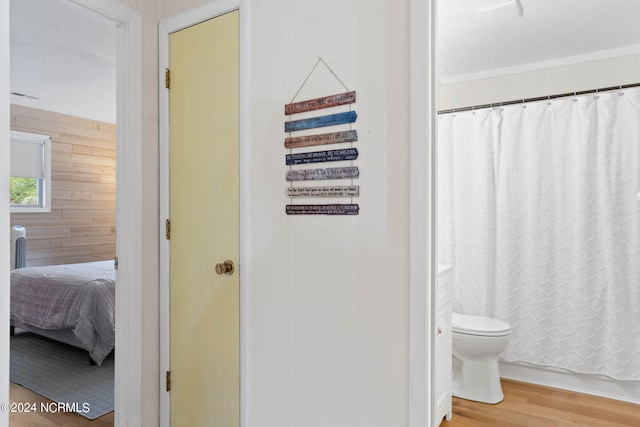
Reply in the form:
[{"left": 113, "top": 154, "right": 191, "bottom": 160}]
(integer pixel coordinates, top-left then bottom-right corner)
[{"left": 169, "top": 10, "right": 239, "bottom": 427}]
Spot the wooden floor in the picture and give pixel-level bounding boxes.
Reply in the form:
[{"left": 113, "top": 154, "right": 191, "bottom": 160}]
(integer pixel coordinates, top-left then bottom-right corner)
[
  {"left": 9, "top": 383, "right": 113, "bottom": 427},
  {"left": 444, "top": 379, "right": 640, "bottom": 427}
]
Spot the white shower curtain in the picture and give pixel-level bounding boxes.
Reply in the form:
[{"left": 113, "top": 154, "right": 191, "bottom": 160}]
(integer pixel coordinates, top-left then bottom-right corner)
[{"left": 438, "top": 87, "right": 640, "bottom": 380}]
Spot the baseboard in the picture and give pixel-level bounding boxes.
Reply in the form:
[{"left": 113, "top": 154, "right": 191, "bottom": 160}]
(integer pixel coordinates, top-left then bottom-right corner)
[{"left": 499, "top": 361, "right": 640, "bottom": 405}]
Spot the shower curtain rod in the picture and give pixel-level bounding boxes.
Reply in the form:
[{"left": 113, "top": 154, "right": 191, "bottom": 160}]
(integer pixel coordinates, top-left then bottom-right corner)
[{"left": 437, "top": 82, "right": 640, "bottom": 115}]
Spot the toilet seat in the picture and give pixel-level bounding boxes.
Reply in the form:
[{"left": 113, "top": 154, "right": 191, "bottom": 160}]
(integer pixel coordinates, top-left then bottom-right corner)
[{"left": 453, "top": 312, "right": 511, "bottom": 337}]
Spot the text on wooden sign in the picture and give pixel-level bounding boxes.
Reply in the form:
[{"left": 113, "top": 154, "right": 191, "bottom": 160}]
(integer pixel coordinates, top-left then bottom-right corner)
[
  {"left": 286, "top": 166, "right": 359, "bottom": 181},
  {"left": 285, "top": 91, "right": 356, "bottom": 115},
  {"left": 286, "top": 204, "right": 360, "bottom": 215},
  {"left": 286, "top": 148, "right": 358, "bottom": 165},
  {"left": 285, "top": 111, "right": 357, "bottom": 132},
  {"left": 287, "top": 185, "right": 359, "bottom": 198},
  {"left": 284, "top": 130, "right": 358, "bottom": 148}
]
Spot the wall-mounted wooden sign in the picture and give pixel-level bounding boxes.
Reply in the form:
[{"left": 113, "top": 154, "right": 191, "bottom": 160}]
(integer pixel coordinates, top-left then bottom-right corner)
[
  {"left": 285, "top": 111, "right": 357, "bottom": 132},
  {"left": 287, "top": 185, "right": 359, "bottom": 198},
  {"left": 285, "top": 130, "right": 358, "bottom": 149},
  {"left": 286, "top": 166, "right": 359, "bottom": 181},
  {"left": 286, "top": 148, "right": 358, "bottom": 165},
  {"left": 285, "top": 91, "right": 356, "bottom": 115},
  {"left": 286, "top": 204, "right": 359, "bottom": 215}
]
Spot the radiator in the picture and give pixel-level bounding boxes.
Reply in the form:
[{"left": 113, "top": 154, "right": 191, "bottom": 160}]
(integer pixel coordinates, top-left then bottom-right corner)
[{"left": 10, "top": 225, "right": 26, "bottom": 270}]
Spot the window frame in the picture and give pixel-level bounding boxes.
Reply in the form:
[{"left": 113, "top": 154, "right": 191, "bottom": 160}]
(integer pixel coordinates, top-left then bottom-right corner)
[{"left": 10, "top": 130, "right": 51, "bottom": 213}]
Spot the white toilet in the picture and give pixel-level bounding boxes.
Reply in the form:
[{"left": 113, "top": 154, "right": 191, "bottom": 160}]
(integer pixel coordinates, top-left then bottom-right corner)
[{"left": 451, "top": 312, "right": 512, "bottom": 404}]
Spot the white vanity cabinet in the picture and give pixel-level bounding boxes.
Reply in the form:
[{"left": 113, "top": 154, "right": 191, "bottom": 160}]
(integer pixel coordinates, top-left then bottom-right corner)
[{"left": 434, "top": 265, "right": 453, "bottom": 426}]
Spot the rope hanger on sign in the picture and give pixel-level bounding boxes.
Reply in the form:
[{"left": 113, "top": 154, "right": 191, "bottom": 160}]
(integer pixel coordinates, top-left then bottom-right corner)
[{"left": 289, "top": 57, "right": 351, "bottom": 105}]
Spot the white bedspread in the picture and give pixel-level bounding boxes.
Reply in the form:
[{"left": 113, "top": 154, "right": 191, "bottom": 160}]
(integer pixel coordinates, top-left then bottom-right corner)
[{"left": 10, "top": 260, "right": 115, "bottom": 365}]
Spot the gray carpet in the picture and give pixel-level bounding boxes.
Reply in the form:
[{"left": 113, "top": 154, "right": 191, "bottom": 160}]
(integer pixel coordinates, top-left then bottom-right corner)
[{"left": 10, "top": 331, "right": 114, "bottom": 420}]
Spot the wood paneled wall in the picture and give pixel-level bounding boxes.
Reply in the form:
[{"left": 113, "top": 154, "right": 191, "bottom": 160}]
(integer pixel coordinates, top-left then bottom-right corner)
[{"left": 10, "top": 105, "right": 116, "bottom": 267}]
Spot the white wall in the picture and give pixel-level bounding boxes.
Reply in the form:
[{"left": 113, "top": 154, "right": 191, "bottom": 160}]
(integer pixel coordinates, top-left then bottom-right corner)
[
  {"left": 161, "top": 0, "right": 411, "bottom": 426},
  {"left": 1, "top": 0, "right": 10, "bottom": 425},
  {"left": 247, "top": 1, "right": 410, "bottom": 425},
  {"left": 437, "top": 53, "right": 640, "bottom": 110}
]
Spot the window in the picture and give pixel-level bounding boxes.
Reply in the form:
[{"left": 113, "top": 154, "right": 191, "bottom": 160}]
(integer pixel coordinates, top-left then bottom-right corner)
[{"left": 10, "top": 130, "right": 51, "bottom": 213}]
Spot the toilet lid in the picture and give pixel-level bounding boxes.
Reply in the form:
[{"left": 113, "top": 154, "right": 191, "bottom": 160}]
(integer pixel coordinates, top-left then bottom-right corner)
[{"left": 452, "top": 312, "right": 511, "bottom": 336}]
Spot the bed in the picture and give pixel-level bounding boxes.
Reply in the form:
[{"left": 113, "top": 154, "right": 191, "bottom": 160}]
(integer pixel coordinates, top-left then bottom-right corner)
[{"left": 10, "top": 260, "right": 116, "bottom": 366}]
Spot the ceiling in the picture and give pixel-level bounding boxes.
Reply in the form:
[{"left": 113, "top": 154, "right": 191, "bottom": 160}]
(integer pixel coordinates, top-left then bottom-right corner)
[
  {"left": 9, "top": 0, "right": 640, "bottom": 123},
  {"left": 438, "top": 0, "right": 640, "bottom": 82},
  {"left": 10, "top": 0, "right": 116, "bottom": 123}
]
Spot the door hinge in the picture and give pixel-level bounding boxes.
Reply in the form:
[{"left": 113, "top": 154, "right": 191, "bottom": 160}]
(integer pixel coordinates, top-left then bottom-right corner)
[
  {"left": 114, "top": 256, "right": 119, "bottom": 271},
  {"left": 166, "top": 371, "right": 171, "bottom": 391},
  {"left": 165, "top": 219, "right": 171, "bottom": 240},
  {"left": 165, "top": 69, "right": 170, "bottom": 89}
]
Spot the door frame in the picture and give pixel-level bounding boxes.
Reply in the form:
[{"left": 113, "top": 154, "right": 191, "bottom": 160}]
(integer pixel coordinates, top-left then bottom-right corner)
[
  {"left": 158, "top": 1, "right": 249, "bottom": 426},
  {"left": 408, "top": 0, "right": 438, "bottom": 427},
  {"left": 408, "top": 0, "right": 436, "bottom": 426},
  {"left": 1, "top": 1, "right": 10, "bottom": 421},
  {"left": 1, "top": 1, "right": 143, "bottom": 426}
]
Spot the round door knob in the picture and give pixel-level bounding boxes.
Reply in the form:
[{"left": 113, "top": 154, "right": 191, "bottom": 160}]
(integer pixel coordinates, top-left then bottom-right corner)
[{"left": 215, "top": 260, "right": 234, "bottom": 275}]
